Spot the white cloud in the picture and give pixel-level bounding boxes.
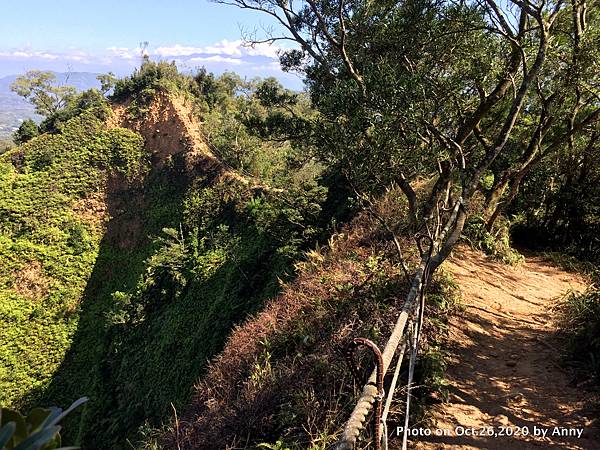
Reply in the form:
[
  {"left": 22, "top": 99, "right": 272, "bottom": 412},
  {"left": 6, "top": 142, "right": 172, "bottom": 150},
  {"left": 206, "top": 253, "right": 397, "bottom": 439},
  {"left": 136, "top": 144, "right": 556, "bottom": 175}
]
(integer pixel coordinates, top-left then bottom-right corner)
[
  {"left": 106, "top": 46, "right": 135, "bottom": 60},
  {"left": 151, "top": 41, "right": 245, "bottom": 59},
  {"left": 0, "top": 40, "right": 295, "bottom": 85},
  {"left": 0, "top": 40, "right": 283, "bottom": 66},
  {"left": 187, "top": 55, "right": 245, "bottom": 65},
  {"left": 244, "top": 42, "right": 281, "bottom": 59},
  {"left": 201, "top": 39, "right": 244, "bottom": 56},
  {"left": 153, "top": 44, "right": 204, "bottom": 57},
  {"left": 151, "top": 39, "right": 281, "bottom": 60},
  {"left": 0, "top": 49, "right": 95, "bottom": 63},
  {"left": 0, "top": 50, "right": 56, "bottom": 60}
]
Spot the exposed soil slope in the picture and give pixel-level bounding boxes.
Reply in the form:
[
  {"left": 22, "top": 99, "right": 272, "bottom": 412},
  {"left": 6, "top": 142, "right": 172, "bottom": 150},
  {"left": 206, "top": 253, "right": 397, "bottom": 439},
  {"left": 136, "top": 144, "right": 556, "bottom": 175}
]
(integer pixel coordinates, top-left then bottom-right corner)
[
  {"left": 107, "top": 92, "right": 255, "bottom": 186},
  {"left": 415, "top": 246, "right": 598, "bottom": 449},
  {"left": 103, "top": 92, "right": 257, "bottom": 249}
]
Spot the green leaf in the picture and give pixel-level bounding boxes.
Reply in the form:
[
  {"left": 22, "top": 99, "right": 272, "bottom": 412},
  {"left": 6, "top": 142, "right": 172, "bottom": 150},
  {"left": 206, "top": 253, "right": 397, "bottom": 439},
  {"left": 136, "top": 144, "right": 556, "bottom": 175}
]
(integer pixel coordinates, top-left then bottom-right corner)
[
  {"left": 0, "top": 422, "right": 16, "bottom": 449},
  {"left": 24, "top": 409, "right": 51, "bottom": 433},
  {"left": 43, "top": 397, "right": 88, "bottom": 428},
  {"left": 1, "top": 409, "right": 27, "bottom": 443},
  {"left": 13, "top": 426, "right": 61, "bottom": 450}
]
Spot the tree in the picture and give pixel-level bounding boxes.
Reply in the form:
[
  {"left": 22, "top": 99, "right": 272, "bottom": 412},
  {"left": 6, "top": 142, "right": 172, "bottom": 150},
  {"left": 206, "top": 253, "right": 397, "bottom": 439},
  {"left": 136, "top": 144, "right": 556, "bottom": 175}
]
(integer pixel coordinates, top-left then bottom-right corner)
[
  {"left": 482, "top": 0, "right": 600, "bottom": 231},
  {"left": 11, "top": 70, "right": 76, "bottom": 117},
  {"left": 221, "top": 0, "right": 599, "bottom": 270},
  {"left": 219, "top": 1, "right": 599, "bottom": 446},
  {"left": 13, "top": 119, "right": 39, "bottom": 145},
  {"left": 97, "top": 72, "right": 117, "bottom": 95},
  {"left": 39, "top": 88, "right": 111, "bottom": 134}
]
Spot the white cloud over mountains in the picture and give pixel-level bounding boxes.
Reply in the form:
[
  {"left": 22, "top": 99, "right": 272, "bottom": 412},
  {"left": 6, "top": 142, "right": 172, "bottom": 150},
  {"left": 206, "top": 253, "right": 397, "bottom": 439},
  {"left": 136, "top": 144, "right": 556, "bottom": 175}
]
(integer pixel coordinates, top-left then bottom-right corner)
[
  {"left": 0, "top": 49, "right": 91, "bottom": 62},
  {"left": 106, "top": 39, "right": 281, "bottom": 63},
  {"left": 0, "top": 40, "right": 302, "bottom": 89},
  {"left": 2, "top": 40, "right": 281, "bottom": 64}
]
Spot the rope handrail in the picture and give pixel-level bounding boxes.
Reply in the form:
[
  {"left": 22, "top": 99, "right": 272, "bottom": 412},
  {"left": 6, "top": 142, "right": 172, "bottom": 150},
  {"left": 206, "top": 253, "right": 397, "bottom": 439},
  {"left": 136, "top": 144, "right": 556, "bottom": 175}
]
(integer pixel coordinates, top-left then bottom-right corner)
[{"left": 335, "top": 258, "right": 428, "bottom": 449}]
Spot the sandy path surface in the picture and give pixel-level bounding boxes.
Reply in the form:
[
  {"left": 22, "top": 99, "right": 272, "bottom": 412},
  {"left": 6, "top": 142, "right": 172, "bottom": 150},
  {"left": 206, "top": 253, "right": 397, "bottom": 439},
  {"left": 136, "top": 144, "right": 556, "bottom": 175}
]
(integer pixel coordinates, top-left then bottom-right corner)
[{"left": 413, "top": 246, "right": 598, "bottom": 450}]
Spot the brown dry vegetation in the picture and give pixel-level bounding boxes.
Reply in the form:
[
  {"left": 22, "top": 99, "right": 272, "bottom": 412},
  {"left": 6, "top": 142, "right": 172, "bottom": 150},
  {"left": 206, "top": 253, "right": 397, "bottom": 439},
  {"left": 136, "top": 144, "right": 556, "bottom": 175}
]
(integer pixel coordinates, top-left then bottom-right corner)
[
  {"left": 71, "top": 191, "right": 109, "bottom": 232},
  {"left": 170, "top": 212, "right": 403, "bottom": 448},
  {"left": 164, "top": 191, "right": 454, "bottom": 449},
  {"left": 12, "top": 260, "right": 49, "bottom": 301}
]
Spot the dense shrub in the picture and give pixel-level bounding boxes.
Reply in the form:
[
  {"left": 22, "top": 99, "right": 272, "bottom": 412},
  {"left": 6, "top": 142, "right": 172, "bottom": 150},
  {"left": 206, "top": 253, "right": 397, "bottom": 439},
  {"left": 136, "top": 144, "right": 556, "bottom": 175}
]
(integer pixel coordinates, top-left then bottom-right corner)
[
  {"left": 13, "top": 120, "right": 39, "bottom": 145},
  {"left": 462, "top": 215, "right": 524, "bottom": 265},
  {"left": 111, "top": 60, "right": 196, "bottom": 103},
  {"left": 39, "top": 89, "right": 111, "bottom": 135},
  {"left": 557, "top": 284, "right": 600, "bottom": 383}
]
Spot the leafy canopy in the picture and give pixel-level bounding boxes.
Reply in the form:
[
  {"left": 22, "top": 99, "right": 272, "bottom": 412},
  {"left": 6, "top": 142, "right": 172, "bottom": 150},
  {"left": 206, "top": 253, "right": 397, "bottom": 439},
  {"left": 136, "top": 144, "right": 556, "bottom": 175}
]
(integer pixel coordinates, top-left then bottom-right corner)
[{"left": 11, "top": 71, "right": 76, "bottom": 118}]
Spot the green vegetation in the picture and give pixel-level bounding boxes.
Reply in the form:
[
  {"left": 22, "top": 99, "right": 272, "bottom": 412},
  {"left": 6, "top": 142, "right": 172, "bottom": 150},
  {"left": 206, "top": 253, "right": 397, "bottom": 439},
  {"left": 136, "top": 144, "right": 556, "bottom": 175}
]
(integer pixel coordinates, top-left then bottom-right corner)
[
  {"left": 111, "top": 60, "right": 198, "bottom": 118},
  {"left": 111, "top": 60, "right": 318, "bottom": 184},
  {"left": 0, "top": 397, "right": 87, "bottom": 450},
  {"left": 557, "top": 283, "right": 600, "bottom": 383},
  {"left": 1, "top": 61, "right": 341, "bottom": 448},
  {"left": 10, "top": 71, "right": 111, "bottom": 138},
  {"left": 201, "top": 74, "right": 316, "bottom": 181},
  {"left": 462, "top": 215, "right": 524, "bottom": 265},
  {"left": 224, "top": 0, "right": 600, "bottom": 277},
  {"left": 3, "top": 0, "right": 600, "bottom": 446},
  {"left": 0, "top": 105, "right": 146, "bottom": 409},
  {"left": 44, "top": 172, "right": 329, "bottom": 448},
  {"left": 169, "top": 0, "right": 598, "bottom": 445},
  {"left": 12, "top": 120, "right": 38, "bottom": 145},
  {"left": 111, "top": 61, "right": 193, "bottom": 102}
]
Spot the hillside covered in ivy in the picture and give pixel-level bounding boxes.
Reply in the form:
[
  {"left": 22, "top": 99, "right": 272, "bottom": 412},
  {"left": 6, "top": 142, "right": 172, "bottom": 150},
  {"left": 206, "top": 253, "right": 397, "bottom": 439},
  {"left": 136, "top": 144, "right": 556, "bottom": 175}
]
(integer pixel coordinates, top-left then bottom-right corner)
[{"left": 0, "top": 63, "right": 348, "bottom": 448}]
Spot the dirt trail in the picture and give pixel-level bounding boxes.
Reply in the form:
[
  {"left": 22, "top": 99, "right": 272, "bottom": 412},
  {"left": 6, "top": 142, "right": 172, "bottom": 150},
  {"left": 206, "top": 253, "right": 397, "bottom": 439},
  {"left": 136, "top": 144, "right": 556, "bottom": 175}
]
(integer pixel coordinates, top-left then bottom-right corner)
[{"left": 414, "top": 246, "right": 598, "bottom": 449}]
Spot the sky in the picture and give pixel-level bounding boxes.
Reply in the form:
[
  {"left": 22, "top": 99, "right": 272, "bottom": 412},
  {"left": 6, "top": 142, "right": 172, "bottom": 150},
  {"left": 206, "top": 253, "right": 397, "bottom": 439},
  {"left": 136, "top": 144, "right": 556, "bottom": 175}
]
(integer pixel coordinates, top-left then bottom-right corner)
[{"left": 0, "top": 0, "right": 303, "bottom": 89}]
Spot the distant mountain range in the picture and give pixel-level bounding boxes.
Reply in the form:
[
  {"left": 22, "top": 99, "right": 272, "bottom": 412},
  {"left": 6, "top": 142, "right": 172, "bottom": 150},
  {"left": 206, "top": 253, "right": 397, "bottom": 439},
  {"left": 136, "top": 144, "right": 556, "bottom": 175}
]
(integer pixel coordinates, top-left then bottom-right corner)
[{"left": 0, "top": 72, "right": 101, "bottom": 141}]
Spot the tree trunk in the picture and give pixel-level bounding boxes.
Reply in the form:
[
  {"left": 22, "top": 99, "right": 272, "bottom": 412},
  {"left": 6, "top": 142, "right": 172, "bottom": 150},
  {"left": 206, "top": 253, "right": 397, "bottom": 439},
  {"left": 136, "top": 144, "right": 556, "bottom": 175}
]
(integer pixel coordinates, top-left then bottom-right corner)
[
  {"left": 485, "top": 165, "right": 532, "bottom": 231},
  {"left": 484, "top": 173, "right": 510, "bottom": 221}
]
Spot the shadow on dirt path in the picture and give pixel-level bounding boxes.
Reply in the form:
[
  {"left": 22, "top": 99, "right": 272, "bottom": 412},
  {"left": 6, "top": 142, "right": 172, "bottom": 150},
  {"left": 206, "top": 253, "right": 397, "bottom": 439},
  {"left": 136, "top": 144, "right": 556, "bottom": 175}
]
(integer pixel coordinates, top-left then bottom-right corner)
[{"left": 413, "top": 246, "right": 599, "bottom": 450}]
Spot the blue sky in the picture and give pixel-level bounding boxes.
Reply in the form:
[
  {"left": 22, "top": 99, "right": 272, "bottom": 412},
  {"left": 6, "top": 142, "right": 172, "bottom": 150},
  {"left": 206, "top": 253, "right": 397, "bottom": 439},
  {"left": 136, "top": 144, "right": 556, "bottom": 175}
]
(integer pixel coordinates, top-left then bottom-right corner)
[{"left": 0, "top": 0, "right": 303, "bottom": 88}]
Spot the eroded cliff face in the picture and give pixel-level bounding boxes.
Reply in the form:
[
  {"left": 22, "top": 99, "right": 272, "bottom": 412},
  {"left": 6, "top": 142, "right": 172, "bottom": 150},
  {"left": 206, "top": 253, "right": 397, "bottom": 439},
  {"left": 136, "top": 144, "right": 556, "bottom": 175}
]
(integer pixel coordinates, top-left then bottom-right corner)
[
  {"left": 108, "top": 93, "right": 206, "bottom": 164},
  {"left": 101, "top": 92, "right": 227, "bottom": 249},
  {"left": 108, "top": 92, "right": 244, "bottom": 180}
]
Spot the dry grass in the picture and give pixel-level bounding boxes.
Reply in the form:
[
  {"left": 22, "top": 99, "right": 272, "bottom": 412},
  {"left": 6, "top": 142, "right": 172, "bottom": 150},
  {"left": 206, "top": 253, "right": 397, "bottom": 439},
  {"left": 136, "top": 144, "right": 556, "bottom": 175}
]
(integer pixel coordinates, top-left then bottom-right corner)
[
  {"left": 13, "top": 260, "right": 49, "bottom": 301},
  {"left": 71, "top": 191, "right": 109, "bottom": 231},
  {"left": 165, "top": 202, "right": 415, "bottom": 449},
  {"left": 159, "top": 181, "right": 461, "bottom": 449}
]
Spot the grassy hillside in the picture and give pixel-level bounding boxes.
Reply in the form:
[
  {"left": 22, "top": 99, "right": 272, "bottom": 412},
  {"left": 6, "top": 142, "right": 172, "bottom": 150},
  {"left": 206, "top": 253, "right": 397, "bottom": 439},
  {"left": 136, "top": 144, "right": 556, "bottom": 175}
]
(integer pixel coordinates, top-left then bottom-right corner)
[
  {"left": 0, "top": 108, "right": 146, "bottom": 406},
  {"left": 0, "top": 64, "right": 342, "bottom": 448},
  {"left": 165, "top": 196, "right": 459, "bottom": 449}
]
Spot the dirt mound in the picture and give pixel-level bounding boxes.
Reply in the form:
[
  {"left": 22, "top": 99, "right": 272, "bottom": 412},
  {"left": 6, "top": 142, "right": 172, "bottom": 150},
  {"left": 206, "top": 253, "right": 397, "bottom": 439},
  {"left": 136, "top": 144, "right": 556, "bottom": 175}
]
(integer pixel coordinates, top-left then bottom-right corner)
[{"left": 414, "top": 246, "right": 598, "bottom": 450}]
